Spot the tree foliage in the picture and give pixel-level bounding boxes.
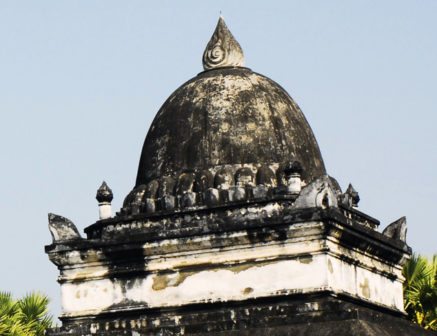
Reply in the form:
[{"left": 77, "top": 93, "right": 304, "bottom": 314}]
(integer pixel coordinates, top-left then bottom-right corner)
[
  {"left": 0, "top": 292, "right": 53, "bottom": 336},
  {"left": 403, "top": 253, "right": 437, "bottom": 330}
]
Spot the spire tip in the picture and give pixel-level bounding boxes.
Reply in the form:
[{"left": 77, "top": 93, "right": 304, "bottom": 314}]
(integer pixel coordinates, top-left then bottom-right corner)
[{"left": 202, "top": 17, "right": 245, "bottom": 70}]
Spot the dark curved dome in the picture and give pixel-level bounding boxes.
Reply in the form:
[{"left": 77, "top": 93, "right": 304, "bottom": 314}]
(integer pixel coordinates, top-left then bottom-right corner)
[{"left": 135, "top": 66, "right": 326, "bottom": 186}]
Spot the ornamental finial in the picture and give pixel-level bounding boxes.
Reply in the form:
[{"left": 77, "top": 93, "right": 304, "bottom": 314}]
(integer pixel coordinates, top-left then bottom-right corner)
[
  {"left": 96, "top": 181, "right": 113, "bottom": 220},
  {"left": 96, "top": 181, "right": 113, "bottom": 203},
  {"left": 202, "top": 16, "right": 245, "bottom": 70}
]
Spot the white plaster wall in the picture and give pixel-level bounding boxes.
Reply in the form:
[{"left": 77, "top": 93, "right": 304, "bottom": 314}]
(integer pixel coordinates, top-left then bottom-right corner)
[
  {"left": 327, "top": 255, "right": 404, "bottom": 311},
  {"left": 61, "top": 279, "right": 121, "bottom": 314},
  {"left": 355, "top": 264, "right": 404, "bottom": 310},
  {"left": 326, "top": 255, "right": 356, "bottom": 296},
  {"left": 126, "top": 257, "right": 328, "bottom": 307},
  {"left": 57, "top": 223, "right": 407, "bottom": 317},
  {"left": 60, "top": 255, "right": 329, "bottom": 317}
]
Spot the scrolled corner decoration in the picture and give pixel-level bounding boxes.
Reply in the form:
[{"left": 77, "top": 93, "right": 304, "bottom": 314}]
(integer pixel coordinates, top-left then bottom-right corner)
[
  {"left": 204, "top": 38, "right": 226, "bottom": 68},
  {"left": 202, "top": 17, "right": 245, "bottom": 70}
]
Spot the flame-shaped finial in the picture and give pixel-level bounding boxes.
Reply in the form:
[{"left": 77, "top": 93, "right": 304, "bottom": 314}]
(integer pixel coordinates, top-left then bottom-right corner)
[
  {"left": 96, "top": 181, "right": 113, "bottom": 203},
  {"left": 202, "top": 17, "right": 245, "bottom": 70}
]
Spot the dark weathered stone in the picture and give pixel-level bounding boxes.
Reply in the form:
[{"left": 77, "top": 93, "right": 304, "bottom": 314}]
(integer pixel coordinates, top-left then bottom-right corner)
[
  {"left": 339, "top": 183, "right": 360, "bottom": 208},
  {"left": 181, "top": 191, "right": 197, "bottom": 208},
  {"left": 255, "top": 166, "right": 276, "bottom": 186},
  {"left": 282, "top": 160, "right": 303, "bottom": 176},
  {"left": 145, "top": 180, "right": 159, "bottom": 198},
  {"left": 204, "top": 188, "right": 220, "bottom": 206},
  {"left": 59, "top": 208, "right": 407, "bottom": 264},
  {"left": 135, "top": 66, "right": 326, "bottom": 189},
  {"left": 144, "top": 198, "right": 155, "bottom": 213},
  {"left": 160, "top": 195, "right": 176, "bottom": 211},
  {"left": 96, "top": 181, "right": 113, "bottom": 203},
  {"left": 252, "top": 185, "right": 268, "bottom": 199},
  {"left": 46, "top": 295, "right": 436, "bottom": 336},
  {"left": 193, "top": 170, "right": 214, "bottom": 192},
  {"left": 383, "top": 216, "right": 407, "bottom": 242},
  {"left": 235, "top": 167, "right": 255, "bottom": 186},
  {"left": 158, "top": 176, "right": 176, "bottom": 197},
  {"left": 176, "top": 172, "right": 196, "bottom": 194},
  {"left": 48, "top": 213, "right": 81, "bottom": 242}
]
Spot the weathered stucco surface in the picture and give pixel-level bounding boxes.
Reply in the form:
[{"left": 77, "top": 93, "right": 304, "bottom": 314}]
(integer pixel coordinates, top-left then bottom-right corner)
[
  {"left": 48, "top": 189, "right": 409, "bottom": 318},
  {"left": 46, "top": 171, "right": 414, "bottom": 334},
  {"left": 135, "top": 67, "right": 326, "bottom": 187},
  {"left": 58, "top": 251, "right": 404, "bottom": 318},
  {"left": 45, "top": 17, "right": 428, "bottom": 336}
]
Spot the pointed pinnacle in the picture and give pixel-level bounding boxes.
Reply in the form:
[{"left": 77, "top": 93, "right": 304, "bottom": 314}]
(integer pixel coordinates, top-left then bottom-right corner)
[
  {"left": 346, "top": 183, "right": 357, "bottom": 194},
  {"left": 202, "top": 17, "right": 245, "bottom": 70},
  {"left": 346, "top": 183, "right": 360, "bottom": 206},
  {"left": 96, "top": 181, "right": 113, "bottom": 203}
]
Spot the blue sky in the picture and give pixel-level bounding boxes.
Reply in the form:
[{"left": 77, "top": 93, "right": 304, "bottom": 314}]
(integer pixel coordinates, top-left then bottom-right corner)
[{"left": 0, "top": 1, "right": 436, "bottom": 319}]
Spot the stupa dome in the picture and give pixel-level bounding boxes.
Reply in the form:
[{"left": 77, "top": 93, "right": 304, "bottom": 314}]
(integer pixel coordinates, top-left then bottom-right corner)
[
  {"left": 135, "top": 18, "right": 326, "bottom": 188},
  {"left": 47, "top": 18, "right": 414, "bottom": 336}
]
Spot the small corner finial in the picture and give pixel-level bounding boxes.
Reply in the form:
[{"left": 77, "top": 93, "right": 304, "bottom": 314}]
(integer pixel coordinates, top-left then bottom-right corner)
[
  {"left": 339, "top": 183, "right": 360, "bottom": 208},
  {"left": 96, "top": 181, "right": 113, "bottom": 203},
  {"left": 96, "top": 181, "right": 113, "bottom": 220},
  {"left": 346, "top": 183, "right": 360, "bottom": 207},
  {"left": 283, "top": 161, "right": 303, "bottom": 194},
  {"left": 202, "top": 17, "right": 245, "bottom": 70}
]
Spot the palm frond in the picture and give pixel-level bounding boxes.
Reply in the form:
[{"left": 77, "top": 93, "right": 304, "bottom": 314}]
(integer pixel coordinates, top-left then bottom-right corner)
[
  {"left": 403, "top": 253, "right": 437, "bottom": 331},
  {"left": 0, "top": 291, "right": 53, "bottom": 335}
]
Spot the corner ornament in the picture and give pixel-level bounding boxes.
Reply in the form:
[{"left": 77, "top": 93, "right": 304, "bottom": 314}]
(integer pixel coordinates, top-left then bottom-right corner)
[
  {"left": 48, "top": 213, "right": 82, "bottom": 242},
  {"left": 202, "top": 16, "right": 245, "bottom": 70}
]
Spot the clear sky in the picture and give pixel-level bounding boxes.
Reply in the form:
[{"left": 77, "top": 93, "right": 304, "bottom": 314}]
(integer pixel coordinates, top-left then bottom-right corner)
[{"left": 0, "top": 1, "right": 436, "bottom": 320}]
